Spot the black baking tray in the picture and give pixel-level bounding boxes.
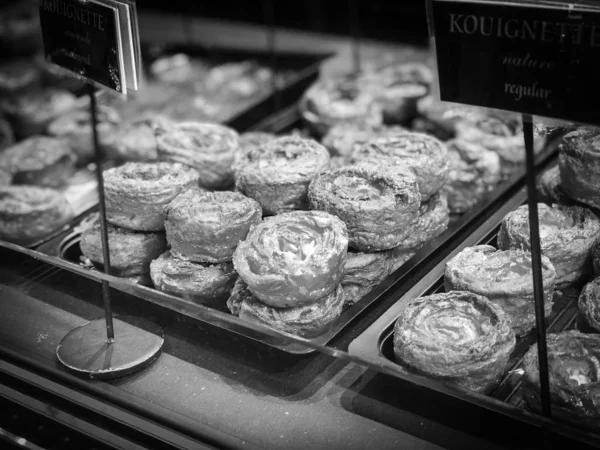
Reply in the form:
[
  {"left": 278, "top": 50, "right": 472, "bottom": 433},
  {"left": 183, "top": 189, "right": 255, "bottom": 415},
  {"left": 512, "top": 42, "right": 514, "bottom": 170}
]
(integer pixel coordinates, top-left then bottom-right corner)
[
  {"left": 347, "top": 186, "right": 600, "bottom": 447},
  {"left": 114, "top": 42, "right": 333, "bottom": 131},
  {"left": 32, "top": 105, "right": 562, "bottom": 355}
]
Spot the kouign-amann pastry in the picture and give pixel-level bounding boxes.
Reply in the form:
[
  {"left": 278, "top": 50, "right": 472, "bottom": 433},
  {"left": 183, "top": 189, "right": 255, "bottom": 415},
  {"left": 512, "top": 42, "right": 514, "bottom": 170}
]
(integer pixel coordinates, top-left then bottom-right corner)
[
  {"left": 442, "top": 139, "right": 502, "bottom": 214},
  {"left": 498, "top": 203, "right": 600, "bottom": 286},
  {"left": 164, "top": 190, "right": 262, "bottom": 263},
  {"left": 0, "top": 136, "right": 75, "bottom": 188},
  {"left": 394, "top": 192, "right": 450, "bottom": 249},
  {"left": 235, "top": 131, "right": 277, "bottom": 163},
  {"left": 370, "top": 62, "right": 431, "bottom": 124},
  {"left": 156, "top": 122, "right": 239, "bottom": 190},
  {"left": 0, "top": 88, "right": 77, "bottom": 137},
  {"left": 229, "top": 277, "right": 345, "bottom": 337},
  {"left": 393, "top": 291, "right": 515, "bottom": 393},
  {"left": 413, "top": 96, "right": 482, "bottom": 141},
  {"left": 233, "top": 210, "right": 348, "bottom": 308},
  {"left": 341, "top": 251, "right": 391, "bottom": 306},
  {"left": 235, "top": 136, "right": 330, "bottom": 215},
  {"left": 47, "top": 105, "right": 121, "bottom": 165},
  {"left": 107, "top": 115, "right": 172, "bottom": 162},
  {"left": 537, "top": 165, "right": 573, "bottom": 206},
  {"left": 579, "top": 277, "right": 600, "bottom": 333},
  {"left": 523, "top": 331, "right": 600, "bottom": 430},
  {"left": 80, "top": 215, "right": 167, "bottom": 277},
  {"left": 445, "top": 245, "right": 556, "bottom": 336},
  {"left": 299, "top": 76, "right": 382, "bottom": 136},
  {"left": 559, "top": 128, "right": 600, "bottom": 210},
  {"left": 352, "top": 131, "right": 449, "bottom": 201},
  {"left": 321, "top": 122, "right": 406, "bottom": 158},
  {"left": 150, "top": 250, "right": 237, "bottom": 307},
  {"left": 104, "top": 162, "right": 200, "bottom": 231},
  {"left": 0, "top": 58, "right": 41, "bottom": 95},
  {"left": 309, "top": 160, "right": 420, "bottom": 252},
  {"left": 0, "top": 185, "right": 73, "bottom": 242}
]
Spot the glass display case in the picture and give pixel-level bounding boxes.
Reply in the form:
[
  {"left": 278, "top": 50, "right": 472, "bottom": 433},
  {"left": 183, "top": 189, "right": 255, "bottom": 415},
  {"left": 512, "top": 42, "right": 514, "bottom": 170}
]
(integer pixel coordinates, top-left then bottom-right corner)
[{"left": 1, "top": 1, "right": 599, "bottom": 449}]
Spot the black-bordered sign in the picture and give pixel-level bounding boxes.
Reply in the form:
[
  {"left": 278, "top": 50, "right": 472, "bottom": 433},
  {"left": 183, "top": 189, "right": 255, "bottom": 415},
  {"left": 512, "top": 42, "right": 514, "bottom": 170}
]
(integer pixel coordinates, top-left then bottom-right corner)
[{"left": 431, "top": 0, "right": 600, "bottom": 125}]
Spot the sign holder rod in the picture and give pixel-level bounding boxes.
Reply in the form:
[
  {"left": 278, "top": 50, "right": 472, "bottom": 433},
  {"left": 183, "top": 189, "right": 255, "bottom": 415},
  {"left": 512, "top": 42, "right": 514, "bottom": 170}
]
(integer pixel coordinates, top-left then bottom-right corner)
[{"left": 522, "top": 113, "right": 552, "bottom": 419}]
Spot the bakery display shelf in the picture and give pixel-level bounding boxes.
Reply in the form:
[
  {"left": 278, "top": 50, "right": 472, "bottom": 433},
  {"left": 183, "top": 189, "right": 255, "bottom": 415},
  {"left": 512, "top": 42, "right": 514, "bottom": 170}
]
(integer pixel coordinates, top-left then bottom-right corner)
[
  {"left": 134, "top": 42, "right": 333, "bottom": 131},
  {"left": 347, "top": 185, "right": 600, "bottom": 447}
]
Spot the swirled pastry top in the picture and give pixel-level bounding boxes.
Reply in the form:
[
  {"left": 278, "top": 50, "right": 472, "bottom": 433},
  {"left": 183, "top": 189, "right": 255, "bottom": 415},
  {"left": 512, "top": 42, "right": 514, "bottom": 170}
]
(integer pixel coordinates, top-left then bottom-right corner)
[
  {"left": 104, "top": 162, "right": 200, "bottom": 194},
  {"left": 0, "top": 88, "right": 77, "bottom": 122},
  {"left": 352, "top": 131, "right": 449, "bottom": 199},
  {"left": 321, "top": 122, "right": 407, "bottom": 157},
  {"left": 233, "top": 210, "right": 349, "bottom": 308},
  {"left": 234, "top": 135, "right": 330, "bottom": 185},
  {"left": 109, "top": 115, "right": 173, "bottom": 161},
  {"left": 562, "top": 128, "right": 600, "bottom": 159},
  {"left": 0, "top": 185, "right": 67, "bottom": 215},
  {"left": 0, "top": 136, "right": 73, "bottom": 176},
  {"left": 157, "top": 122, "right": 239, "bottom": 161},
  {"left": 48, "top": 105, "right": 120, "bottom": 137},
  {"left": 417, "top": 96, "right": 482, "bottom": 130},
  {"left": 394, "top": 290, "right": 515, "bottom": 380},
  {"left": 445, "top": 245, "right": 555, "bottom": 297},
  {"left": 236, "top": 131, "right": 277, "bottom": 161}
]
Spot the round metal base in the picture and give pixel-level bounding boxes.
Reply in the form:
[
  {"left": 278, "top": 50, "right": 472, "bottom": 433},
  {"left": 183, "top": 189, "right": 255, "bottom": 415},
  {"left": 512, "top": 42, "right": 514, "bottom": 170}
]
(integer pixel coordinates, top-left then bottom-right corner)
[{"left": 57, "top": 318, "right": 164, "bottom": 380}]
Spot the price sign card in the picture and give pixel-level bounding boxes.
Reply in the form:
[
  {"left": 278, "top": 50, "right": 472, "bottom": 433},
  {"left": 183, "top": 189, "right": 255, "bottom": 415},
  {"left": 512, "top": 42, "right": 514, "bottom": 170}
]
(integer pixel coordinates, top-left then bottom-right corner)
[{"left": 431, "top": 0, "right": 600, "bottom": 124}]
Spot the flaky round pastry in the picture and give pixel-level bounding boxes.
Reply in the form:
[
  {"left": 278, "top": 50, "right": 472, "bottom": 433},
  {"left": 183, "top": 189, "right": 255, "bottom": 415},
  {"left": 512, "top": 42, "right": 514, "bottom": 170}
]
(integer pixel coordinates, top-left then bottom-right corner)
[
  {"left": 413, "top": 96, "right": 483, "bottom": 141},
  {"left": 559, "top": 129, "right": 600, "bottom": 210},
  {"left": 0, "top": 88, "right": 77, "bottom": 137},
  {"left": 498, "top": 203, "right": 600, "bottom": 286},
  {"left": 299, "top": 76, "right": 383, "bottom": 136},
  {"left": 394, "top": 291, "right": 515, "bottom": 393},
  {"left": 308, "top": 160, "right": 420, "bottom": 251},
  {"left": 0, "top": 185, "right": 73, "bottom": 242},
  {"left": 106, "top": 115, "right": 173, "bottom": 162},
  {"left": 228, "top": 277, "right": 345, "bottom": 337},
  {"left": 164, "top": 190, "right": 262, "bottom": 263},
  {"left": 341, "top": 250, "right": 391, "bottom": 307},
  {"left": 104, "top": 162, "right": 200, "bottom": 231},
  {"left": 150, "top": 250, "right": 237, "bottom": 306},
  {"left": 523, "top": 331, "right": 600, "bottom": 430},
  {"left": 537, "top": 165, "right": 573, "bottom": 206},
  {"left": 579, "top": 278, "right": 600, "bottom": 333},
  {"left": 351, "top": 131, "right": 449, "bottom": 201},
  {"left": 442, "top": 139, "right": 502, "bottom": 214},
  {"left": 445, "top": 245, "right": 556, "bottom": 336},
  {"left": 233, "top": 210, "right": 348, "bottom": 308},
  {"left": 235, "top": 131, "right": 277, "bottom": 163},
  {"left": 234, "top": 136, "right": 330, "bottom": 215},
  {"left": 0, "top": 136, "right": 75, "bottom": 188},
  {"left": 47, "top": 105, "right": 120, "bottom": 165},
  {"left": 395, "top": 192, "right": 449, "bottom": 249},
  {"left": 80, "top": 215, "right": 167, "bottom": 277},
  {"left": 321, "top": 122, "right": 407, "bottom": 158},
  {"left": 156, "top": 122, "right": 239, "bottom": 190}
]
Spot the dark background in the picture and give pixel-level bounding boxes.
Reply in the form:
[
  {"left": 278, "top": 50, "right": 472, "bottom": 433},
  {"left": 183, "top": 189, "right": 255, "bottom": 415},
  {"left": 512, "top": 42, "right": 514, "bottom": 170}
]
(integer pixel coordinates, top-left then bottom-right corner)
[{"left": 138, "top": 0, "right": 429, "bottom": 45}]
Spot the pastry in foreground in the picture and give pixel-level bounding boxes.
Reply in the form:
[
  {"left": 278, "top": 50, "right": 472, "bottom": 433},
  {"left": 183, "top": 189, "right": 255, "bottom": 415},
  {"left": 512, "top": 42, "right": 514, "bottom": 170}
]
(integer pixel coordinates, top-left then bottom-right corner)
[
  {"left": 444, "top": 245, "right": 556, "bottom": 336},
  {"left": 308, "top": 160, "right": 420, "bottom": 251},
  {"left": 228, "top": 277, "right": 345, "bottom": 337},
  {"left": 80, "top": 215, "right": 167, "bottom": 278},
  {"left": 0, "top": 185, "right": 74, "bottom": 242},
  {"left": 394, "top": 192, "right": 449, "bottom": 250},
  {"left": 0, "top": 136, "right": 75, "bottom": 188},
  {"left": 47, "top": 105, "right": 121, "bottom": 165},
  {"left": 522, "top": 331, "right": 600, "bottom": 430},
  {"left": 107, "top": 115, "right": 172, "bottom": 162},
  {"left": 498, "top": 203, "right": 600, "bottom": 286},
  {"left": 577, "top": 278, "right": 600, "bottom": 333},
  {"left": 156, "top": 121, "right": 239, "bottom": 190},
  {"left": 341, "top": 250, "right": 391, "bottom": 307},
  {"left": 393, "top": 290, "right": 515, "bottom": 393},
  {"left": 537, "top": 165, "right": 573, "bottom": 206},
  {"left": 104, "top": 162, "right": 200, "bottom": 231},
  {"left": 321, "top": 122, "right": 406, "bottom": 158},
  {"left": 442, "top": 139, "right": 502, "bottom": 214},
  {"left": 559, "top": 128, "right": 600, "bottom": 210},
  {"left": 150, "top": 250, "right": 237, "bottom": 307},
  {"left": 0, "top": 88, "right": 77, "bottom": 137},
  {"left": 164, "top": 190, "right": 262, "bottom": 263},
  {"left": 234, "top": 135, "right": 330, "bottom": 215},
  {"left": 235, "top": 131, "right": 277, "bottom": 163},
  {"left": 351, "top": 131, "right": 449, "bottom": 201},
  {"left": 233, "top": 210, "right": 348, "bottom": 308},
  {"left": 299, "top": 76, "right": 382, "bottom": 136}
]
